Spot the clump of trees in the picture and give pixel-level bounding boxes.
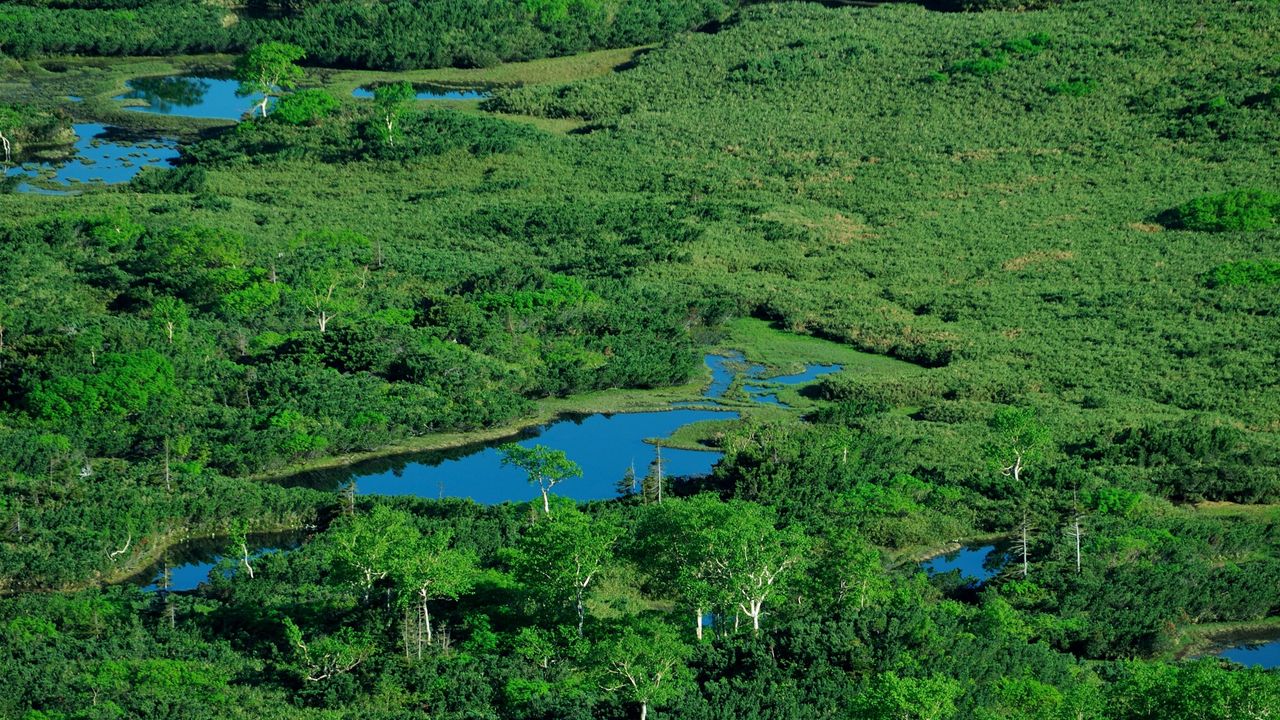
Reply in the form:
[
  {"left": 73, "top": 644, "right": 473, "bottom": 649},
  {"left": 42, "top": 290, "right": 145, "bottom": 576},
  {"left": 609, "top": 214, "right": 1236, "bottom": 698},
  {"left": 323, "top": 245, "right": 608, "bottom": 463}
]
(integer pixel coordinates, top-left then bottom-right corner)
[{"left": 1170, "top": 189, "right": 1279, "bottom": 231}]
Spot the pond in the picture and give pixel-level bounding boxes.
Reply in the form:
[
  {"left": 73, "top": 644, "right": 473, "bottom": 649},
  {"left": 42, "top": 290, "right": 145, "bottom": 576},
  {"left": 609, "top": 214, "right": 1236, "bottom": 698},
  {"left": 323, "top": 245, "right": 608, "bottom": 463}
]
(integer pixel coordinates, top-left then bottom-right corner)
[
  {"left": 920, "top": 543, "right": 1007, "bottom": 584},
  {"left": 117, "top": 75, "right": 266, "bottom": 120},
  {"left": 352, "top": 83, "right": 491, "bottom": 101},
  {"left": 281, "top": 352, "right": 845, "bottom": 504},
  {"left": 285, "top": 408, "right": 738, "bottom": 503},
  {"left": 127, "top": 532, "right": 304, "bottom": 592},
  {"left": 1217, "top": 633, "right": 1280, "bottom": 670},
  {"left": 7, "top": 122, "right": 178, "bottom": 194}
]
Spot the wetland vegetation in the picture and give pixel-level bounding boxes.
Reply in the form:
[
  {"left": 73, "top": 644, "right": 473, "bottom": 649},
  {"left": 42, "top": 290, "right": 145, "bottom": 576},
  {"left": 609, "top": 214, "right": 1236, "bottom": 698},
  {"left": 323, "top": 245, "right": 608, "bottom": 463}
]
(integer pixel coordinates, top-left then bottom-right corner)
[{"left": 0, "top": 0, "right": 1277, "bottom": 717}]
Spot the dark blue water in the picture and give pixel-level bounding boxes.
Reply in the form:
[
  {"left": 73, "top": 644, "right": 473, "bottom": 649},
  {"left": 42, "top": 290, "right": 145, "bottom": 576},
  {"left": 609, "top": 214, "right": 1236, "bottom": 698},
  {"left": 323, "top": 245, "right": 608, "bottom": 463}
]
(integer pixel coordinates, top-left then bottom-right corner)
[
  {"left": 277, "top": 353, "right": 842, "bottom": 503},
  {"left": 10, "top": 123, "right": 178, "bottom": 193},
  {"left": 352, "top": 84, "right": 490, "bottom": 101},
  {"left": 289, "top": 408, "right": 737, "bottom": 503},
  {"left": 921, "top": 544, "right": 1003, "bottom": 583},
  {"left": 118, "top": 75, "right": 266, "bottom": 120},
  {"left": 1219, "top": 636, "right": 1280, "bottom": 669},
  {"left": 135, "top": 534, "right": 301, "bottom": 592}
]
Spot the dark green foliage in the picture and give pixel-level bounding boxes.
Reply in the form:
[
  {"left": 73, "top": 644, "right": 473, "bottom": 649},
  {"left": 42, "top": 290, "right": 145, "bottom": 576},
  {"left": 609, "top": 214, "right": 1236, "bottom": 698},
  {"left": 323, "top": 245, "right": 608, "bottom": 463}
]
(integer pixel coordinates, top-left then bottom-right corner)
[
  {"left": 0, "top": 0, "right": 738, "bottom": 70},
  {"left": 2, "top": 1, "right": 1280, "bottom": 716},
  {"left": 1170, "top": 189, "right": 1280, "bottom": 231},
  {"left": 127, "top": 164, "right": 208, "bottom": 194},
  {"left": 950, "top": 53, "right": 1009, "bottom": 77},
  {"left": 1046, "top": 78, "right": 1096, "bottom": 96}
]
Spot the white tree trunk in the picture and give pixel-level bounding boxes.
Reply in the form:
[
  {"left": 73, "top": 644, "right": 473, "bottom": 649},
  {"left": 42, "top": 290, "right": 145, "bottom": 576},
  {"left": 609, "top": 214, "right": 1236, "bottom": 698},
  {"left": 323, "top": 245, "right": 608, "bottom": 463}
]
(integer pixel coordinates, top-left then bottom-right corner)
[
  {"left": 240, "top": 540, "right": 254, "bottom": 579},
  {"left": 695, "top": 607, "right": 703, "bottom": 641}
]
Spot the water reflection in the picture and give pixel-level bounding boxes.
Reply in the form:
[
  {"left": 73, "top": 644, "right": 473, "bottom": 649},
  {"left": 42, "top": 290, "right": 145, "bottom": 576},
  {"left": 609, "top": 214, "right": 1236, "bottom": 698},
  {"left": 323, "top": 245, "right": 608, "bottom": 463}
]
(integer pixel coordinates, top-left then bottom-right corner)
[
  {"left": 8, "top": 122, "right": 178, "bottom": 193},
  {"left": 920, "top": 543, "right": 1007, "bottom": 584},
  {"left": 127, "top": 532, "right": 304, "bottom": 592},
  {"left": 352, "top": 83, "right": 491, "bottom": 101},
  {"left": 1218, "top": 634, "right": 1280, "bottom": 669},
  {"left": 285, "top": 408, "right": 736, "bottom": 503},
  {"left": 118, "top": 75, "right": 266, "bottom": 120}
]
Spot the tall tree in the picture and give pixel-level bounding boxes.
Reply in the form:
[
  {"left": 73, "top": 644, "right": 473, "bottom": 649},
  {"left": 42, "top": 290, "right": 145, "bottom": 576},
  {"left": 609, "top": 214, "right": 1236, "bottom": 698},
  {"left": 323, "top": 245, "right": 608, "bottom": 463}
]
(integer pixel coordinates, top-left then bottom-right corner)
[
  {"left": 710, "top": 504, "right": 808, "bottom": 634},
  {"left": 392, "top": 529, "right": 476, "bottom": 658},
  {"left": 634, "top": 494, "right": 731, "bottom": 641},
  {"left": 372, "top": 81, "right": 415, "bottom": 147},
  {"left": 234, "top": 42, "right": 306, "bottom": 118},
  {"left": 987, "top": 406, "right": 1052, "bottom": 577},
  {"left": 599, "top": 621, "right": 693, "bottom": 720},
  {"left": 149, "top": 296, "right": 189, "bottom": 346},
  {"left": 498, "top": 443, "right": 582, "bottom": 516},
  {"left": 505, "top": 502, "right": 617, "bottom": 637},
  {"left": 325, "top": 505, "right": 416, "bottom": 599}
]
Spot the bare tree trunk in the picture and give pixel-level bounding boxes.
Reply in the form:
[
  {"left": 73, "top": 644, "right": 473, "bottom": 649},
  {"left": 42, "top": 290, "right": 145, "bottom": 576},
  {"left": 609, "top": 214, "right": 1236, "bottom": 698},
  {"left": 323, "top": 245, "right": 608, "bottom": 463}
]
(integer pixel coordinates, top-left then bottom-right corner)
[
  {"left": 541, "top": 486, "right": 551, "bottom": 516},
  {"left": 696, "top": 607, "right": 703, "bottom": 641},
  {"left": 240, "top": 540, "right": 254, "bottom": 579},
  {"left": 1020, "top": 513, "right": 1030, "bottom": 578},
  {"left": 576, "top": 587, "right": 586, "bottom": 638},
  {"left": 1074, "top": 519, "right": 1081, "bottom": 573},
  {"left": 640, "top": 701, "right": 648, "bottom": 720},
  {"left": 163, "top": 436, "right": 171, "bottom": 493},
  {"left": 422, "top": 595, "right": 432, "bottom": 647},
  {"left": 402, "top": 609, "right": 412, "bottom": 661},
  {"left": 654, "top": 444, "right": 663, "bottom": 504}
]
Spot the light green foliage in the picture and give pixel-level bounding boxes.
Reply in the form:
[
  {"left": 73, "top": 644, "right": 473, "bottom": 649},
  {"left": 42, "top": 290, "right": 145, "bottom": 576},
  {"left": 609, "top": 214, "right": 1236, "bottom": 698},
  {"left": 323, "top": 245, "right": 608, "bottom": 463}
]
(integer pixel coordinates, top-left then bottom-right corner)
[
  {"left": 597, "top": 620, "right": 693, "bottom": 719},
  {"left": 498, "top": 443, "right": 583, "bottom": 514},
  {"left": 234, "top": 41, "right": 306, "bottom": 116},
  {"left": 28, "top": 350, "right": 177, "bottom": 424},
  {"left": 372, "top": 81, "right": 416, "bottom": 145},
  {"left": 504, "top": 502, "right": 617, "bottom": 635},
  {"left": 524, "top": 0, "right": 600, "bottom": 23},
  {"left": 149, "top": 296, "right": 189, "bottom": 345},
  {"left": 853, "top": 671, "right": 963, "bottom": 720},
  {"left": 1110, "top": 659, "right": 1280, "bottom": 720},
  {"left": 324, "top": 505, "right": 417, "bottom": 592},
  {"left": 281, "top": 617, "right": 374, "bottom": 683}
]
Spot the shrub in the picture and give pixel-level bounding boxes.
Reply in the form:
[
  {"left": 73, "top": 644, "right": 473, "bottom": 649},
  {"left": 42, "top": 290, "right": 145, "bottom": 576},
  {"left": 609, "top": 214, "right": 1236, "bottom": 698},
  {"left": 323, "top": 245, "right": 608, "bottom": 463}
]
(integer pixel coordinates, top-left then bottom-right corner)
[
  {"left": 951, "top": 52, "right": 1009, "bottom": 77},
  {"left": 127, "top": 164, "right": 207, "bottom": 194},
  {"left": 1000, "top": 33, "right": 1051, "bottom": 55},
  {"left": 1201, "top": 259, "right": 1280, "bottom": 288},
  {"left": 273, "top": 89, "right": 340, "bottom": 126},
  {"left": 1046, "top": 78, "right": 1096, "bottom": 96},
  {"left": 1170, "top": 189, "right": 1280, "bottom": 231}
]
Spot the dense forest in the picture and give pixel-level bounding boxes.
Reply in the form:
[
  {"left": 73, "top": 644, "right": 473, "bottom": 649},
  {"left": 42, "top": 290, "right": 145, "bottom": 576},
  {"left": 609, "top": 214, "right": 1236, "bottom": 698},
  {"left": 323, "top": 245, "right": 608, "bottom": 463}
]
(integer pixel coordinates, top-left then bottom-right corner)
[{"left": 1, "top": 0, "right": 1278, "bottom": 717}]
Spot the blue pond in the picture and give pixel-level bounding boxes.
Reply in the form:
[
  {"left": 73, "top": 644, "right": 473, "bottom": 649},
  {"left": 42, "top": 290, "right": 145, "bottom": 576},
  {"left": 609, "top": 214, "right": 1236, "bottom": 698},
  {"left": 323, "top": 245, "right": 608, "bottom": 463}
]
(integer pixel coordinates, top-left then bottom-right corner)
[
  {"left": 281, "top": 352, "right": 843, "bottom": 504},
  {"left": 133, "top": 534, "right": 302, "bottom": 592},
  {"left": 1218, "top": 636, "right": 1280, "bottom": 669},
  {"left": 117, "top": 75, "right": 266, "bottom": 120},
  {"left": 8, "top": 123, "right": 178, "bottom": 193},
  {"left": 289, "top": 408, "right": 737, "bottom": 503},
  {"left": 921, "top": 544, "right": 1004, "bottom": 583},
  {"left": 352, "top": 83, "right": 490, "bottom": 101},
  {"left": 706, "top": 351, "right": 841, "bottom": 406}
]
